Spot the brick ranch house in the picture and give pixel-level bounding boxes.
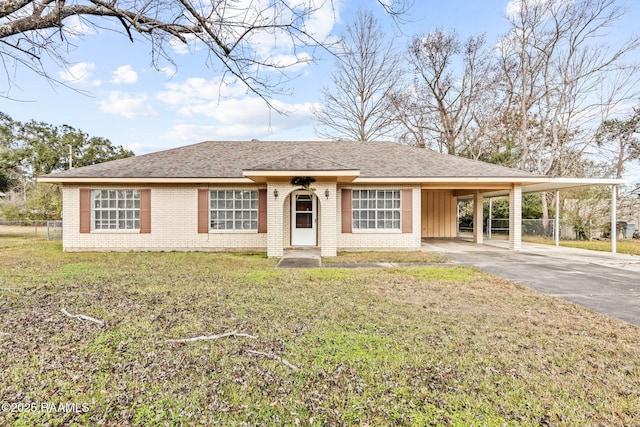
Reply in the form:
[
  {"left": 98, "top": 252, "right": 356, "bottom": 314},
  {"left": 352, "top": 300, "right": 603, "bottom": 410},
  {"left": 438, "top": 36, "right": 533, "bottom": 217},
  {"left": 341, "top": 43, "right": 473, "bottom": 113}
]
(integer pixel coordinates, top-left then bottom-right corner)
[{"left": 38, "top": 140, "right": 622, "bottom": 257}]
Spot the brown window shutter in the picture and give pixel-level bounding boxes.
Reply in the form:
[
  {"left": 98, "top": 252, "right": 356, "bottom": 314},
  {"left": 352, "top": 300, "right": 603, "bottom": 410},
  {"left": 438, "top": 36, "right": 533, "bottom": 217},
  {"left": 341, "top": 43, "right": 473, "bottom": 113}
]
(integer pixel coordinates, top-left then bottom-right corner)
[
  {"left": 258, "top": 189, "right": 267, "bottom": 233},
  {"left": 197, "top": 189, "right": 209, "bottom": 233},
  {"left": 402, "top": 189, "right": 413, "bottom": 233},
  {"left": 79, "top": 188, "right": 91, "bottom": 233},
  {"left": 341, "top": 189, "right": 352, "bottom": 233},
  {"left": 139, "top": 189, "right": 151, "bottom": 233}
]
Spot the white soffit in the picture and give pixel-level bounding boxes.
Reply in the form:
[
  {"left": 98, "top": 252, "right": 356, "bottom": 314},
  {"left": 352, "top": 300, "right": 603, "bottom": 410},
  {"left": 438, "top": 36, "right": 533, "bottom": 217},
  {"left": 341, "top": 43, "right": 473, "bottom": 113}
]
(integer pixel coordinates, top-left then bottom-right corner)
[{"left": 479, "top": 178, "right": 624, "bottom": 199}]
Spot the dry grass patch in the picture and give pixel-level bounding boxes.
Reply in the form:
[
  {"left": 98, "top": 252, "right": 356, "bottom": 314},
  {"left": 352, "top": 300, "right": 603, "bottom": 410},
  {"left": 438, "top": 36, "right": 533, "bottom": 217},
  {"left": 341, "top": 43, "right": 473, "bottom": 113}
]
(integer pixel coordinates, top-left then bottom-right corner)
[
  {"left": 324, "top": 250, "right": 448, "bottom": 264},
  {"left": 524, "top": 235, "right": 640, "bottom": 256},
  {"left": 1, "top": 236, "right": 640, "bottom": 426}
]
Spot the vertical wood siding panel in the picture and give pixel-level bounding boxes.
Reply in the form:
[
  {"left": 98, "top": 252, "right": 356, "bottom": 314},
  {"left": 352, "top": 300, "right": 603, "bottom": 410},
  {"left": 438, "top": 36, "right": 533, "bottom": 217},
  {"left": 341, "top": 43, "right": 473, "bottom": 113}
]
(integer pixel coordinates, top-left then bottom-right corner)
[
  {"left": 436, "top": 191, "right": 444, "bottom": 237},
  {"left": 450, "top": 190, "right": 455, "bottom": 236},
  {"left": 421, "top": 190, "right": 428, "bottom": 238},
  {"left": 451, "top": 192, "right": 458, "bottom": 237},
  {"left": 421, "top": 190, "right": 457, "bottom": 238},
  {"left": 427, "top": 191, "right": 433, "bottom": 237},
  {"left": 443, "top": 190, "right": 450, "bottom": 237}
]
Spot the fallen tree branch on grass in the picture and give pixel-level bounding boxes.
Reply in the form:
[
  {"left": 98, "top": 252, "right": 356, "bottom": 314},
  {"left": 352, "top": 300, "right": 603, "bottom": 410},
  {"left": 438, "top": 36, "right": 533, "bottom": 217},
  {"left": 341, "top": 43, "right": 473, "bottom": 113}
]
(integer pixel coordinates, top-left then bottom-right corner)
[
  {"left": 60, "top": 308, "right": 104, "bottom": 325},
  {"left": 246, "top": 349, "right": 299, "bottom": 371},
  {"left": 164, "top": 331, "right": 257, "bottom": 343},
  {"left": 164, "top": 331, "right": 299, "bottom": 370}
]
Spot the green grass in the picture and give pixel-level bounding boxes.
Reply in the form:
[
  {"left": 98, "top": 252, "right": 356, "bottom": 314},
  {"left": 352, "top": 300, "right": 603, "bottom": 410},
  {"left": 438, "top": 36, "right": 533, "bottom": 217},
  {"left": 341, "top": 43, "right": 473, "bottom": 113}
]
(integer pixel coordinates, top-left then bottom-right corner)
[
  {"left": 2, "top": 235, "right": 640, "bottom": 425},
  {"left": 524, "top": 235, "right": 640, "bottom": 256}
]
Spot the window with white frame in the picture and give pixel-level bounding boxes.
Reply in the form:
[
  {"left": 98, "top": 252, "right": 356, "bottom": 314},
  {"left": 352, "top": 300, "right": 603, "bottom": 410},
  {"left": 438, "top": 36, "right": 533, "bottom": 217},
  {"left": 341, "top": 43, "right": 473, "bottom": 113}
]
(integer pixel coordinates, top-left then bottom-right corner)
[
  {"left": 352, "top": 189, "right": 401, "bottom": 230},
  {"left": 92, "top": 190, "right": 140, "bottom": 230},
  {"left": 210, "top": 190, "right": 258, "bottom": 230}
]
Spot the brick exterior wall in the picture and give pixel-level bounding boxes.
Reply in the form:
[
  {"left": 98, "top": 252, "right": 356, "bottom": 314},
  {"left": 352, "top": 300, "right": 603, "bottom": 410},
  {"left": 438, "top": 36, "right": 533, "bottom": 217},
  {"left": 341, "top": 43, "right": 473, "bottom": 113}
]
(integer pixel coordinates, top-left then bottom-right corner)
[
  {"left": 509, "top": 185, "right": 522, "bottom": 250},
  {"left": 62, "top": 184, "right": 267, "bottom": 252},
  {"left": 62, "top": 183, "right": 422, "bottom": 255},
  {"left": 265, "top": 182, "right": 338, "bottom": 257},
  {"left": 337, "top": 185, "right": 422, "bottom": 251}
]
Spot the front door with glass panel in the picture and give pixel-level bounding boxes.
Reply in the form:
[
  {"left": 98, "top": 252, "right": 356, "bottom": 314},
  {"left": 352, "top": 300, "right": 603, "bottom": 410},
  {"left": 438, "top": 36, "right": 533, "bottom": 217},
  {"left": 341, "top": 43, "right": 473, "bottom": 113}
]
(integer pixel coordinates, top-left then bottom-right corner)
[{"left": 291, "top": 192, "right": 317, "bottom": 246}]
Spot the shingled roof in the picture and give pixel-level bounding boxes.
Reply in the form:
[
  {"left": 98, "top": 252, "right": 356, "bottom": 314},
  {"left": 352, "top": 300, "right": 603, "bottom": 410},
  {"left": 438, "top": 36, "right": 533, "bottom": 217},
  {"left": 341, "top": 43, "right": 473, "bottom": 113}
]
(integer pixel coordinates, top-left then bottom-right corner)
[{"left": 39, "top": 140, "right": 541, "bottom": 181}]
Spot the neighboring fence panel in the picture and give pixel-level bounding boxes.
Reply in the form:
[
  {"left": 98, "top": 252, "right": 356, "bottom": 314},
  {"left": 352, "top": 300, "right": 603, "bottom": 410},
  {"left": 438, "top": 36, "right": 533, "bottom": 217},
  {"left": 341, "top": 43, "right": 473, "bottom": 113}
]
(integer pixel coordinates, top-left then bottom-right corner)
[
  {"left": 0, "top": 219, "right": 63, "bottom": 240},
  {"left": 458, "top": 218, "right": 585, "bottom": 240}
]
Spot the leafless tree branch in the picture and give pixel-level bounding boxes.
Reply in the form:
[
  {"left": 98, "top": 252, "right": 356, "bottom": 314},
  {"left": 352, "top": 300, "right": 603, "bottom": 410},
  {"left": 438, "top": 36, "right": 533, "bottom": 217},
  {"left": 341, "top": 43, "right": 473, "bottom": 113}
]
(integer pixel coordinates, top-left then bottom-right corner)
[
  {"left": 60, "top": 308, "right": 104, "bottom": 325},
  {"left": 314, "top": 9, "right": 403, "bottom": 141},
  {"left": 0, "top": 0, "right": 411, "bottom": 107},
  {"left": 246, "top": 349, "right": 299, "bottom": 371},
  {"left": 164, "top": 331, "right": 258, "bottom": 343}
]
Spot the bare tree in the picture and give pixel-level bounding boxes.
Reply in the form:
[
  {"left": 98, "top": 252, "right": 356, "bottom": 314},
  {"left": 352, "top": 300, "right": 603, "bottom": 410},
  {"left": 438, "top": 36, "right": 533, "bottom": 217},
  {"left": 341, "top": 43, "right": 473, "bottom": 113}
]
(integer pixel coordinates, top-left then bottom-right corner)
[
  {"left": 595, "top": 106, "right": 640, "bottom": 180},
  {"left": 497, "top": 0, "right": 640, "bottom": 221},
  {"left": 0, "top": 0, "right": 409, "bottom": 104},
  {"left": 500, "top": 0, "right": 640, "bottom": 176},
  {"left": 395, "top": 29, "right": 496, "bottom": 156},
  {"left": 313, "top": 9, "right": 403, "bottom": 141}
]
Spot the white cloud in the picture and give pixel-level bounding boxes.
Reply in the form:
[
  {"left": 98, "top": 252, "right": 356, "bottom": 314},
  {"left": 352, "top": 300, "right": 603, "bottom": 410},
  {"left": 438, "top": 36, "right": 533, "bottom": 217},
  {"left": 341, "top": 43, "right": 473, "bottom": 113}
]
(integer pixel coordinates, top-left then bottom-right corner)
[
  {"left": 505, "top": 0, "right": 572, "bottom": 19},
  {"left": 270, "top": 53, "right": 313, "bottom": 71},
  {"left": 156, "top": 77, "right": 248, "bottom": 106},
  {"left": 301, "top": 0, "right": 340, "bottom": 42},
  {"left": 98, "top": 91, "right": 158, "bottom": 119},
  {"left": 111, "top": 65, "right": 138, "bottom": 84},
  {"left": 162, "top": 0, "right": 336, "bottom": 70},
  {"left": 162, "top": 123, "right": 253, "bottom": 141},
  {"left": 62, "top": 15, "right": 96, "bottom": 38},
  {"left": 121, "top": 142, "right": 165, "bottom": 155},
  {"left": 158, "top": 66, "right": 176, "bottom": 77},
  {"left": 181, "top": 96, "right": 315, "bottom": 124},
  {"left": 58, "top": 62, "right": 95, "bottom": 83},
  {"left": 161, "top": 96, "right": 319, "bottom": 141},
  {"left": 169, "top": 38, "right": 190, "bottom": 55},
  {"left": 169, "top": 34, "right": 201, "bottom": 55}
]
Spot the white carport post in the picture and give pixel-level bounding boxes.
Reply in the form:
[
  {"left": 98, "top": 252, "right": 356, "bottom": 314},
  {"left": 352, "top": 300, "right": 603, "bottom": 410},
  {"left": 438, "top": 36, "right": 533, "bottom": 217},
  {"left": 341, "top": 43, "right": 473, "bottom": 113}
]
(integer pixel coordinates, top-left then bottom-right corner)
[
  {"left": 509, "top": 184, "right": 522, "bottom": 251},
  {"left": 611, "top": 184, "right": 617, "bottom": 254},
  {"left": 473, "top": 190, "right": 483, "bottom": 244},
  {"left": 554, "top": 191, "right": 560, "bottom": 247},
  {"left": 488, "top": 198, "right": 493, "bottom": 240}
]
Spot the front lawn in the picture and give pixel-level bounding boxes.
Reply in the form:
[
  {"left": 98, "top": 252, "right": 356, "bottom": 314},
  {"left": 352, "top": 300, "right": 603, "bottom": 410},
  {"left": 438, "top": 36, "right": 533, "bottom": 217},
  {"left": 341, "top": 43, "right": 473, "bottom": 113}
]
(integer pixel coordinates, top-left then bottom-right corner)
[
  {"left": 1, "top": 236, "right": 639, "bottom": 426},
  {"left": 324, "top": 250, "right": 448, "bottom": 264}
]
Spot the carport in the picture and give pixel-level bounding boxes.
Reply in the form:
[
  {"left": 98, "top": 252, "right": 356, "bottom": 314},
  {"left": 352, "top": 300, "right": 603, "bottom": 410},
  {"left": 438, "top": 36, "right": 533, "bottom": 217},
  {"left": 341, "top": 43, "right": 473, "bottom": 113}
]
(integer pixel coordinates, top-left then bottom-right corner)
[{"left": 458, "top": 178, "right": 624, "bottom": 253}]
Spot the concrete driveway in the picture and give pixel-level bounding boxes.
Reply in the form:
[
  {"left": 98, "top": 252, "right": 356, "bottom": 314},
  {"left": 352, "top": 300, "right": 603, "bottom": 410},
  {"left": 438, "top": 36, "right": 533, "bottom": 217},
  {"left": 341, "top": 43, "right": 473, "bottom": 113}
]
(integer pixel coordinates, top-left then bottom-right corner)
[{"left": 422, "top": 239, "right": 640, "bottom": 327}]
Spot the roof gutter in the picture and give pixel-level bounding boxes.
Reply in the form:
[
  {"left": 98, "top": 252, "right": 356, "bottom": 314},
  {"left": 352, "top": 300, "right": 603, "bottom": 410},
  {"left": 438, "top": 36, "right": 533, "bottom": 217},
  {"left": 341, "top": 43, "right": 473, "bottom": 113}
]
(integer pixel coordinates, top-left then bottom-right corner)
[{"left": 37, "top": 177, "right": 255, "bottom": 184}]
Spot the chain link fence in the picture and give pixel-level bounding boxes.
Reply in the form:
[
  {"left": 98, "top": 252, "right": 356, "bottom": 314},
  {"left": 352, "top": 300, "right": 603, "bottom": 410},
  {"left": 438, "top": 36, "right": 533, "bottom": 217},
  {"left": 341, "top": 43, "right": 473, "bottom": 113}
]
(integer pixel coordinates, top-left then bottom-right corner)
[
  {"left": 460, "top": 219, "right": 594, "bottom": 240},
  {"left": 460, "top": 218, "right": 637, "bottom": 240},
  {"left": 0, "top": 220, "right": 63, "bottom": 240}
]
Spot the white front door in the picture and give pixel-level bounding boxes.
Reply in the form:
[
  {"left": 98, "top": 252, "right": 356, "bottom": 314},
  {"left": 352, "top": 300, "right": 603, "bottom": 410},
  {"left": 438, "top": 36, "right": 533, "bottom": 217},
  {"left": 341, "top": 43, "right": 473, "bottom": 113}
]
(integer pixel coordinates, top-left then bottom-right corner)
[{"left": 291, "top": 192, "right": 317, "bottom": 246}]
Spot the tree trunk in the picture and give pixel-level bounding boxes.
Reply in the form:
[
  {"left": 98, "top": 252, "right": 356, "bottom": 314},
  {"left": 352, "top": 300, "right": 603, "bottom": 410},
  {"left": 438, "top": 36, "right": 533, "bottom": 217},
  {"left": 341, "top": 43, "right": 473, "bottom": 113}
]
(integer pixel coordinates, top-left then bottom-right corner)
[{"left": 541, "top": 191, "right": 549, "bottom": 232}]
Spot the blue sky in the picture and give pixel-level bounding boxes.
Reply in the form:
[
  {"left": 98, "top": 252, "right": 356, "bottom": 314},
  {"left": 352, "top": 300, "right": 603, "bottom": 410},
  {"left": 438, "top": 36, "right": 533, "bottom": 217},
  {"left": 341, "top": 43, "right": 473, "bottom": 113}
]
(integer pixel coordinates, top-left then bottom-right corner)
[{"left": 1, "top": 0, "right": 639, "bottom": 183}]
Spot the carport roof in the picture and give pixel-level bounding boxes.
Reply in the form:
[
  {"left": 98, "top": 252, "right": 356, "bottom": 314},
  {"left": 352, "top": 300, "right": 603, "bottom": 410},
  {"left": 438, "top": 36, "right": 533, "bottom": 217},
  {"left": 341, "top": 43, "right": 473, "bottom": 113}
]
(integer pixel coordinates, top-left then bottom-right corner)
[{"left": 474, "top": 178, "right": 624, "bottom": 198}]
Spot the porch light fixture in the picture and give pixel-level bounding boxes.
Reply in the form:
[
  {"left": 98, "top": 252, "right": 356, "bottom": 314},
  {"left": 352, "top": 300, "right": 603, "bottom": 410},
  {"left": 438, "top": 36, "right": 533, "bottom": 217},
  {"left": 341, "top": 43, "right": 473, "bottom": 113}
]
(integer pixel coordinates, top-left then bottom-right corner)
[
  {"left": 325, "top": 189, "right": 330, "bottom": 199},
  {"left": 273, "top": 189, "right": 279, "bottom": 198}
]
